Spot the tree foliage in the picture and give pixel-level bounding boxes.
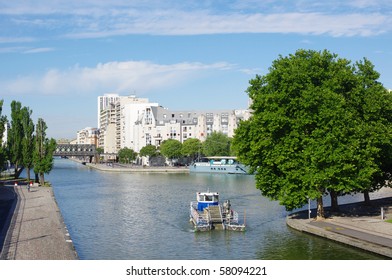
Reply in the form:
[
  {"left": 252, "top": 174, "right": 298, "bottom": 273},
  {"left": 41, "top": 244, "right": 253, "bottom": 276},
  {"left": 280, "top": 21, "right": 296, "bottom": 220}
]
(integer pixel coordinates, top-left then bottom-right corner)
[
  {"left": 7, "top": 101, "right": 24, "bottom": 178},
  {"left": 33, "top": 118, "right": 56, "bottom": 185},
  {"left": 21, "top": 106, "right": 35, "bottom": 181},
  {"left": 202, "top": 131, "right": 231, "bottom": 156},
  {"left": 232, "top": 49, "right": 392, "bottom": 218},
  {"left": 160, "top": 139, "right": 182, "bottom": 160},
  {"left": 0, "top": 100, "right": 7, "bottom": 169},
  {"left": 118, "top": 147, "right": 137, "bottom": 164},
  {"left": 139, "top": 144, "right": 158, "bottom": 158},
  {"left": 181, "top": 138, "right": 202, "bottom": 159}
]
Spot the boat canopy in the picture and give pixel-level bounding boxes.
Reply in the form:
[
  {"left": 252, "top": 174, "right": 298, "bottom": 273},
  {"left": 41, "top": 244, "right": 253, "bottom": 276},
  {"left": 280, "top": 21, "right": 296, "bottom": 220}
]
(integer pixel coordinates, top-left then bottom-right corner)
[
  {"left": 197, "top": 192, "right": 219, "bottom": 203},
  {"left": 196, "top": 192, "right": 219, "bottom": 211}
]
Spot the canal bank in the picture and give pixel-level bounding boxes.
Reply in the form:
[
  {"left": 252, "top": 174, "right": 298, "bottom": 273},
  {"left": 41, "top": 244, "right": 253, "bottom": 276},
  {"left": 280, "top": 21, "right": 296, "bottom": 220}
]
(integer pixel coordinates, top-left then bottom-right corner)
[
  {"left": 0, "top": 182, "right": 77, "bottom": 260},
  {"left": 287, "top": 196, "right": 392, "bottom": 259}
]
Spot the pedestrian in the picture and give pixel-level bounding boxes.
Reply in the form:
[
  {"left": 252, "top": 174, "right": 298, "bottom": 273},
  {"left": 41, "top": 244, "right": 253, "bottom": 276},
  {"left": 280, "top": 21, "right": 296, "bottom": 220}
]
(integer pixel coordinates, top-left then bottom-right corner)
[
  {"left": 28, "top": 181, "right": 32, "bottom": 192},
  {"left": 14, "top": 181, "right": 18, "bottom": 187}
]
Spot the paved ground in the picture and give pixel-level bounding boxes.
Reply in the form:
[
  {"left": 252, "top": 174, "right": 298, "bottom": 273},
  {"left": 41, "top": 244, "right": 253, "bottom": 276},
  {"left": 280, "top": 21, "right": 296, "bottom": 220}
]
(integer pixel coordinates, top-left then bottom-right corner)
[
  {"left": 287, "top": 195, "right": 392, "bottom": 259},
  {"left": 0, "top": 182, "right": 77, "bottom": 260}
]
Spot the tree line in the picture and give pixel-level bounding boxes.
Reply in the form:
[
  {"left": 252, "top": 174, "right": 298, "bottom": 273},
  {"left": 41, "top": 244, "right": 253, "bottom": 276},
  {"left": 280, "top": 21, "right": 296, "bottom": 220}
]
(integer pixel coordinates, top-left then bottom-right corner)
[
  {"left": 232, "top": 49, "right": 392, "bottom": 219},
  {"left": 115, "top": 131, "right": 233, "bottom": 165},
  {"left": 0, "top": 100, "right": 56, "bottom": 185}
]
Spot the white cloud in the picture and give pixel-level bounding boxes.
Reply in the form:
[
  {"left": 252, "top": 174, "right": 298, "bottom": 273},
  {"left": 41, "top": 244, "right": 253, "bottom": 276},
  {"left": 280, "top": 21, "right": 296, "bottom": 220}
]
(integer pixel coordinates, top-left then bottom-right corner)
[
  {"left": 0, "top": 60, "right": 233, "bottom": 96},
  {"left": 23, "top": 47, "right": 54, "bottom": 54},
  {"left": 61, "top": 11, "right": 391, "bottom": 38},
  {"left": 0, "top": 1, "right": 391, "bottom": 38}
]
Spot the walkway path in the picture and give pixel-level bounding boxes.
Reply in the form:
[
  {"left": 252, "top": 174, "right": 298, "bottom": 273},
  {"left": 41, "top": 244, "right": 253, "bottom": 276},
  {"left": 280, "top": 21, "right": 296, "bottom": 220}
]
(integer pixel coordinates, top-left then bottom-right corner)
[
  {"left": 0, "top": 182, "right": 77, "bottom": 260},
  {"left": 287, "top": 197, "right": 392, "bottom": 258}
]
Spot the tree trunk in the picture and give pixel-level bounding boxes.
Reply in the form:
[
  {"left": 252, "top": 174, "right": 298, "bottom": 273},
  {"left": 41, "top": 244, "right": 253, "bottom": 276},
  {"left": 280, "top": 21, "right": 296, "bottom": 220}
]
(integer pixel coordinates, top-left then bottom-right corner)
[
  {"left": 316, "top": 196, "right": 325, "bottom": 220},
  {"left": 26, "top": 167, "right": 31, "bottom": 182},
  {"left": 39, "top": 173, "right": 45, "bottom": 186},
  {"left": 364, "top": 191, "right": 371, "bottom": 205},
  {"left": 35, "top": 172, "right": 39, "bottom": 184},
  {"left": 330, "top": 190, "right": 339, "bottom": 212},
  {"left": 14, "top": 162, "right": 19, "bottom": 179}
]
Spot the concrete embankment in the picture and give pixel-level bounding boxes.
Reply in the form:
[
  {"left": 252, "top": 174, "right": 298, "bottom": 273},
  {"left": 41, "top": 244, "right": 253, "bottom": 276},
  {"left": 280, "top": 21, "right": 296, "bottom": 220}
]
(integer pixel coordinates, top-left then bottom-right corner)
[
  {"left": 0, "top": 182, "right": 77, "bottom": 260},
  {"left": 287, "top": 196, "right": 392, "bottom": 259}
]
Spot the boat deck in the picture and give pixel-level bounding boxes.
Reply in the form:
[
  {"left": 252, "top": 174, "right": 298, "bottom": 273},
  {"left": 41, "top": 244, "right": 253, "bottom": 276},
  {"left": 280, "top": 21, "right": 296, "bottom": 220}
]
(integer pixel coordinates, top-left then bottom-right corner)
[{"left": 190, "top": 202, "right": 245, "bottom": 231}]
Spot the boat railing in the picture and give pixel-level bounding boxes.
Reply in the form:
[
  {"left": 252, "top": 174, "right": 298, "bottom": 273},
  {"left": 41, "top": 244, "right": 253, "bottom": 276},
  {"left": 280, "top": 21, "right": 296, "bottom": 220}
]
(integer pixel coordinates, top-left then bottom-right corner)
[{"left": 190, "top": 201, "right": 209, "bottom": 225}]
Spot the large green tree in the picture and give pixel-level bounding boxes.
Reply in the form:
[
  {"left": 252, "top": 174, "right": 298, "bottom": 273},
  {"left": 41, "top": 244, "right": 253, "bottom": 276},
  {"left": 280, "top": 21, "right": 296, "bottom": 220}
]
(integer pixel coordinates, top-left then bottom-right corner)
[
  {"left": 21, "top": 106, "right": 35, "bottom": 182},
  {"left": 202, "top": 131, "right": 231, "bottom": 156},
  {"left": 33, "top": 118, "right": 56, "bottom": 185},
  {"left": 350, "top": 58, "right": 392, "bottom": 203},
  {"left": 7, "top": 101, "right": 24, "bottom": 178},
  {"left": 232, "top": 49, "right": 392, "bottom": 219}
]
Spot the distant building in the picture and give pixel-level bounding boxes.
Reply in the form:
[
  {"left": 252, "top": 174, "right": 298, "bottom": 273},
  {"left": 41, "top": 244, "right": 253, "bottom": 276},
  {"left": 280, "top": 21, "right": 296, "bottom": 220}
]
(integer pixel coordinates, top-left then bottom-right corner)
[
  {"left": 97, "top": 94, "right": 251, "bottom": 155},
  {"left": 97, "top": 93, "right": 120, "bottom": 128},
  {"left": 76, "top": 127, "right": 99, "bottom": 146}
]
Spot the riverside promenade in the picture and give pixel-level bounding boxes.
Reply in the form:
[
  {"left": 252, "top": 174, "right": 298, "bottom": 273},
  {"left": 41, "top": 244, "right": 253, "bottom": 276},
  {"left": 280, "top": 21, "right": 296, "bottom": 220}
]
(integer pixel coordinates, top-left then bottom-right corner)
[
  {"left": 287, "top": 194, "right": 392, "bottom": 259},
  {"left": 0, "top": 181, "right": 77, "bottom": 260}
]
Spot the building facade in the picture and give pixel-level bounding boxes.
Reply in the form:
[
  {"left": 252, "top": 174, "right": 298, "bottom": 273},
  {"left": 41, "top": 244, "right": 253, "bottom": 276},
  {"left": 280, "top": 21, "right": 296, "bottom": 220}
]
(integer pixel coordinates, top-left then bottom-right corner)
[
  {"left": 97, "top": 94, "right": 250, "bottom": 154},
  {"left": 76, "top": 127, "right": 99, "bottom": 146}
]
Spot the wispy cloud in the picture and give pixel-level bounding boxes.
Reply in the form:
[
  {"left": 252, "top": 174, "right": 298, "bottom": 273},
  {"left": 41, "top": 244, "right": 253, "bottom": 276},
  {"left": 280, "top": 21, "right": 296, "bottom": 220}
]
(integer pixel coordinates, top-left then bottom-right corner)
[
  {"left": 0, "top": 60, "right": 233, "bottom": 96},
  {"left": 23, "top": 47, "right": 54, "bottom": 54},
  {"left": 0, "top": 0, "right": 391, "bottom": 40}
]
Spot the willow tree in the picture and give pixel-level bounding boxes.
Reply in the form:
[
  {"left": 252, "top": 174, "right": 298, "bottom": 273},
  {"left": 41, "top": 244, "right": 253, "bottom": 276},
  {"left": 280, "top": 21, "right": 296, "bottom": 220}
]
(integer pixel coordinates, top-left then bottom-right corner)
[
  {"left": 33, "top": 118, "right": 56, "bottom": 185},
  {"left": 232, "top": 49, "right": 391, "bottom": 219}
]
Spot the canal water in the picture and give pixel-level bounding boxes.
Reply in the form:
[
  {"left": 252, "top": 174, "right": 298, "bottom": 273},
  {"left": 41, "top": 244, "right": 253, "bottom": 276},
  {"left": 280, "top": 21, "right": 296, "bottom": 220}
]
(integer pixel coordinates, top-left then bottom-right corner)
[{"left": 47, "top": 158, "right": 384, "bottom": 260}]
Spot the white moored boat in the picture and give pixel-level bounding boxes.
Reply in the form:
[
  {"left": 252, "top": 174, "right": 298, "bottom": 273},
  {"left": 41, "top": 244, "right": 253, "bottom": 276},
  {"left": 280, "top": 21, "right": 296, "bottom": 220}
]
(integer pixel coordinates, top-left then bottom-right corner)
[
  {"left": 189, "top": 191, "right": 246, "bottom": 231},
  {"left": 189, "top": 156, "right": 249, "bottom": 174}
]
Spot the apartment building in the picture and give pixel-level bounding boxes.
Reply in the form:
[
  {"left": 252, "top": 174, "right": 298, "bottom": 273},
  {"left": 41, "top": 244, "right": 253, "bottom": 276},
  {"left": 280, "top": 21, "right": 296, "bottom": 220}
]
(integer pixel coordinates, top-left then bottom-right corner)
[
  {"left": 76, "top": 127, "right": 99, "bottom": 146},
  {"left": 133, "top": 106, "right": 250, "bottom": 152},
  {"left": 97, "top": 94, "right": 250, "bottom": 154}
]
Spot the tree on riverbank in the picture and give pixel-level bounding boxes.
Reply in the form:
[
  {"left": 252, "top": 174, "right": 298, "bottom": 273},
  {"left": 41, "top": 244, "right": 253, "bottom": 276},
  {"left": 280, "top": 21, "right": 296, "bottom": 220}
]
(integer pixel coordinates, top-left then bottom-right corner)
[
  {"left": 0, "top": 100, "right": 7, "bottom": 170},
  {"left": 160, "top": 139, "right": 182, "bottom": 165},
  {"left": 7, "top": 101, "right": 24, "bottom": 178},
  {"left": 202, "top": 132, "right": 231, "bottom": 156},
  {"left": 181, "top": 138, "right": 202, "bottom": 160},
  {"left": 232, "top": 49, "right": 392, "bottom": 219},
  {"left": 21, "top": 106, "right": 35, "bottom": 182},
  {"left": 33, "top": 118, "right": 56, "bottom": 185},
  {"left": 118, "top": 147, "right": 137, "bottom": 164}
]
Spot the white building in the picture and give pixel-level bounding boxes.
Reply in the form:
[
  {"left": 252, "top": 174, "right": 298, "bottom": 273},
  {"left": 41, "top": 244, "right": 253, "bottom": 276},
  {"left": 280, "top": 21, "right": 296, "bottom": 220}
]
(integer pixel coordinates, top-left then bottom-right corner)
[
  {"left": 97, "top": 94, "right": 251, "bottom": 154},
  {"left": 97, "top": 93, "right": 120, "bottom": 128},
  {"left": 76, "top": 127, "right": 99, "bottom": 146}
]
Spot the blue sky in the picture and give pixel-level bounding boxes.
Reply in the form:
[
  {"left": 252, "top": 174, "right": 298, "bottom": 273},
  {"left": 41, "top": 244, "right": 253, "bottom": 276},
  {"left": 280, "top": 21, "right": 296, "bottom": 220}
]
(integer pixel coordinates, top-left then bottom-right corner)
[{"left": 0, "top": 0, "right": 391, "bottom": 139}]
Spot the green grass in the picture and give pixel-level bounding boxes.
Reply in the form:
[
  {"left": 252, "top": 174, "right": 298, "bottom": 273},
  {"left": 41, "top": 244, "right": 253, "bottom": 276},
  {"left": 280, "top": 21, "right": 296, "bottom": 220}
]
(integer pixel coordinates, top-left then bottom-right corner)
[{"left": 385, "top": 219, "right": 392, "bottom": 224}]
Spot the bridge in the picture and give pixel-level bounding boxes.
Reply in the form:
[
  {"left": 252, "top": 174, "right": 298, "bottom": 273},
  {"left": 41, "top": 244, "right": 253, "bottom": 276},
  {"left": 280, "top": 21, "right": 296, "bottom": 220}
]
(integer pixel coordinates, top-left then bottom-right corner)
[{"left": 54, "top": 144, "right": 97, "bottom": 162}]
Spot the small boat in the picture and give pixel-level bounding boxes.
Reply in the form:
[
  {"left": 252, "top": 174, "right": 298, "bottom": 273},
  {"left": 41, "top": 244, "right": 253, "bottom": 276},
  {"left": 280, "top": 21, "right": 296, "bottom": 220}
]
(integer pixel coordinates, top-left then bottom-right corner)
[
  {"left": 189, "top": 191, "right": 246, "bottom": 231},
  {"left": 189, "top": 156, "right": 249, "bottom": 174}
]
